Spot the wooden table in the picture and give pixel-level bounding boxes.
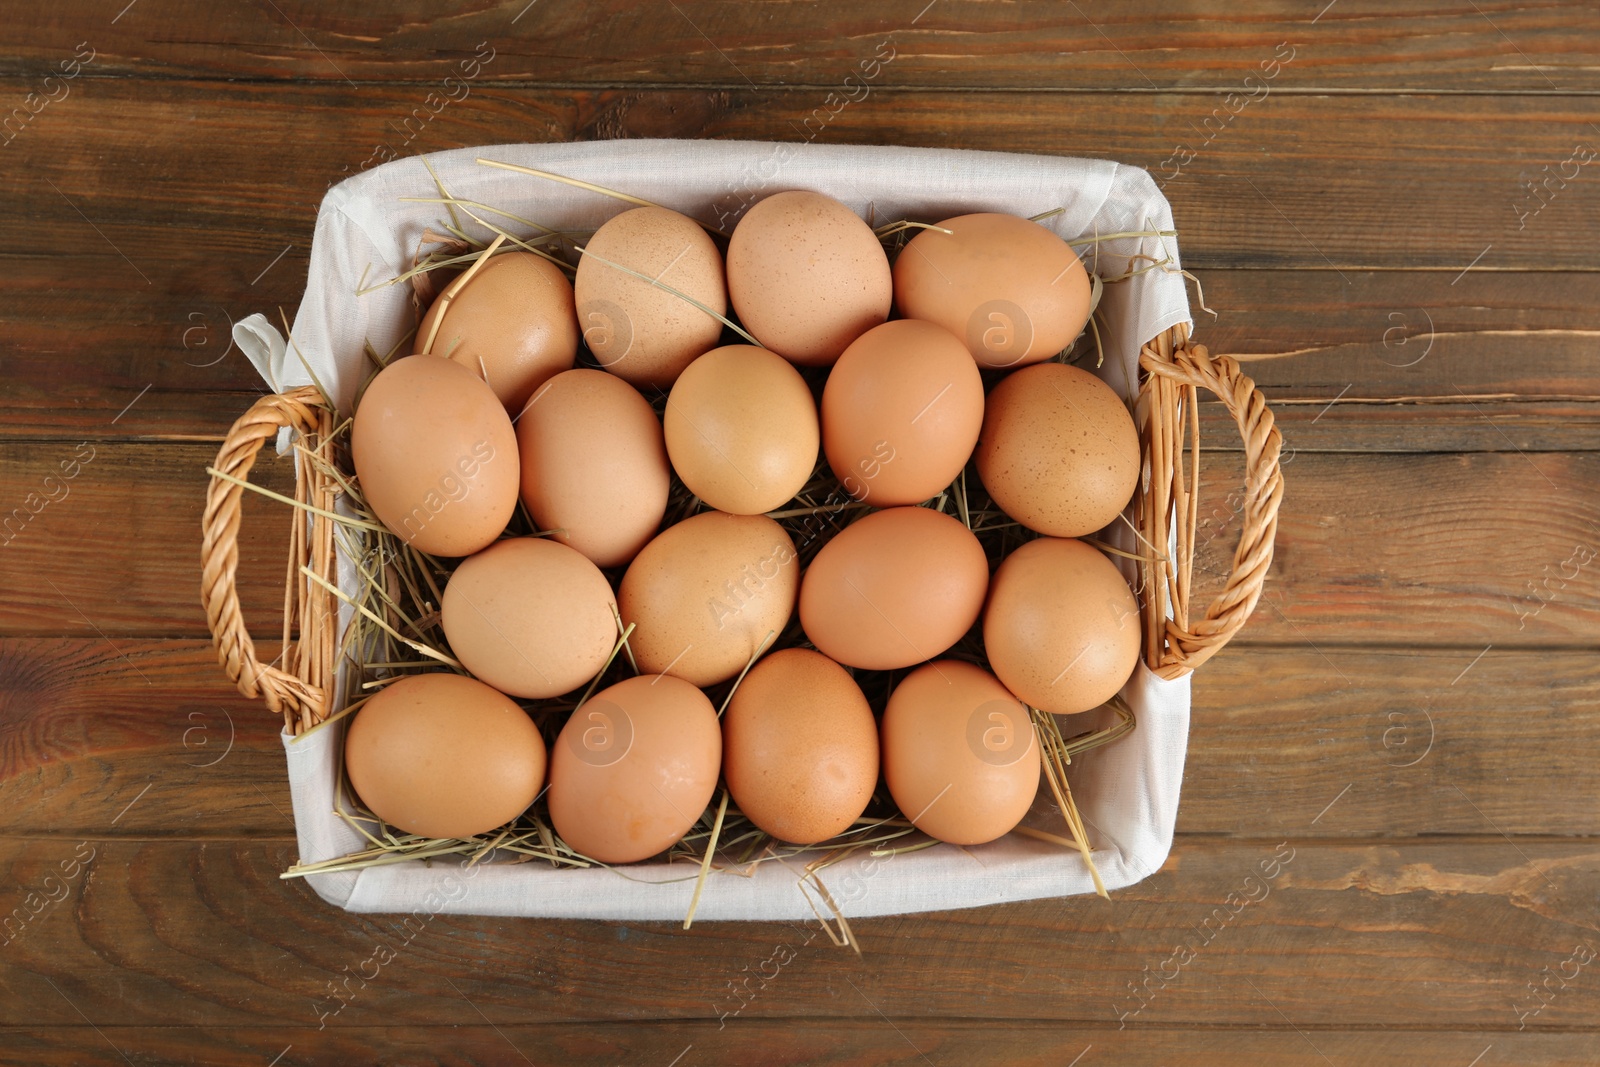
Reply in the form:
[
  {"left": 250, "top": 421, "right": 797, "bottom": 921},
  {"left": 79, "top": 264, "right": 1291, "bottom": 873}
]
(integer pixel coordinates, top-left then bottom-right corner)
[{"left": 4, "top": 4, "right": 1599, "bottom": 1064}]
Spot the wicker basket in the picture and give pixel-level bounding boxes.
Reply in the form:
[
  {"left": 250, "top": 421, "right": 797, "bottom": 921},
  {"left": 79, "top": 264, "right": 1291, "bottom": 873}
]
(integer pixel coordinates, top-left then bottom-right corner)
[
  {"left": 197, "top": 141, "right": 1282, "bottom": 919},
  {"left": 202, "top": 324, "right": 1281, "bottom": 723}
]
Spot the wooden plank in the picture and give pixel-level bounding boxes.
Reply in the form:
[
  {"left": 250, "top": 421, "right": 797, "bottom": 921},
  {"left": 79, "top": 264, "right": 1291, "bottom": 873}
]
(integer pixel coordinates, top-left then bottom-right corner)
[
  {"left": 0, "top": 442, "right": 294, "bottom": 639},
  {"left": 5, "top": 83, "right": 1599, "bottom": 272},
  {"left": 5, "top": 2, "right": 1599, "bottom": 91},
  {"left": 1202, "top": 270, "right": 1600, "bottom": 390},
  {"left": 0, "top": 251, "right": 279, "bottom": 441},
  {"left": 0, "top": 639, "right": 293, "bottom": 837},
  {"left": 5, "top": 641, "right": 1597, "bottom": 840},
  {"left": 1195, "top": 268, "right": 1600, "bottom": 452},
  {"left": 1202, "top": 401, "right": 1600, "bottom": 455},
  {"left": 1191, "top": 450, "right": 1600, "bottom": 647},
  {"left": 1182, "top": 645, "right": 1600, "bottom": 836},
  {"left": 10, "top": 264, "right": 1600, "bottom": 450},
  {"left": 2, "top": 444, "right": 1596, "bottom": 645},
  {"left": 1, "top": 838, "right": 1597, "bottom": 1030},
  {"left": 0, "top": 1023, "right": 1587, "bottom": 1067}
]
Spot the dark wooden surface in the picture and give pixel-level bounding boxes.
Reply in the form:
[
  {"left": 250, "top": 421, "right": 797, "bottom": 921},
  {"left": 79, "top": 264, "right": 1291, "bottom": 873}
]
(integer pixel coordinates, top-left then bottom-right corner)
[{"left": 3, "top": 3, "right": 1598, "bottom": 1064}]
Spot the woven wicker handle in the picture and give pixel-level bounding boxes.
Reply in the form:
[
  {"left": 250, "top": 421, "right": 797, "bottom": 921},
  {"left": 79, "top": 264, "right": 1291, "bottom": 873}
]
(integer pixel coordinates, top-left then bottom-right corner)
[
  {"left": 1139, "top": 326, "right": 1283, "bottom": 679},
  {"left": 200, "top": 385, "right": 332, "bottom": 727}
]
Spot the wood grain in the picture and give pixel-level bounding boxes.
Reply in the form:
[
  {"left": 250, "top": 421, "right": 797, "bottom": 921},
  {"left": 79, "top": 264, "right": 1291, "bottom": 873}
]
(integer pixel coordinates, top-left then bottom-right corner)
[
  {"left": 7, "top": 83, "right": 1599, "bottom": 271},
  {"left": 3, "top": 641, "right": 1596, "bottom": 839},
  {"left": 1204, "top": 271, "right": 1600, "bottom": 388},
  {"left": 1192, "top": 450, "right": 1600, "bottom": 647},
  {"left": 1181, "top": 646, "right": 1600, "bottom": 837},
  {"left": 1, "top": 838, "right": 1597, "bottom": 1030},
  {"left": 6, "top": 2, "right": 1599, "bottom": 91},
  {"left": 0, "top": 442, "right": 294, "bottom": 639},
  {"left": 1207, "top": 400, "right": 1600, "bottom": 455},
  {"left": 0, "top": 253, "right": 278, "bottom": 442},
  {"left": 0, "top": 1023, "right": 1585, "bottom": 1067},
  {"left": 1196, "top": 269, "right": 1600, "bottom": 452},
  {"left": 0, "top": 640, "right": 292, "bottom": 837}
]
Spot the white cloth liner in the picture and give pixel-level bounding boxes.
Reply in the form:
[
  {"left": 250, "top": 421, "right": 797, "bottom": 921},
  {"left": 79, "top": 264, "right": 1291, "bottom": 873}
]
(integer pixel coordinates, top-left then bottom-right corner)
[{"left": 246, "top": 139, "right": 1193, "bottom": 920}]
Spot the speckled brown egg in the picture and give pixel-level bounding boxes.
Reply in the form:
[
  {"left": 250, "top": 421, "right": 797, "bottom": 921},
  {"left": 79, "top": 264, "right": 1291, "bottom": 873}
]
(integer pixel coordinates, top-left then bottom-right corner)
[
  {"left": 725, "top": 190, "right": 891, "bottom": 366},
  {"left": 547, "top": 674, "right": 721, "bottom": 864},
  {"left": 976, "top": 362, "right": 1140, "bottom": 537},
  {"left": 894, "top": 212, "right": 1092, "bottom": 368},
  {"left": 881, "top": 659, "right": 1040, "bottom": 845},
  {"left": 821, "top": 319, "right": 984, "bottom": 506},
  {"left": 516, "top": 368, "right": 671, "bottom": 568},
  {"left": 722, "top": 648, "right": 879, "bottom": 844},
  {"left": 619, "top": 511, "right": 798, "bottom": 686},
  {"left": 351, "top": 354, "right": 519, "bottom": 558},
  {"left": 416, "top": 251, "right": 579, "bottom": 414},
  {"left": 984, "top": 536, "right": 1141, "bottom": 716},
  {"left": 344, "top": 672, "right": 545, "bottom": 840},
  {"left": 665, "top": 345, "right": 819, "bottom": 515},
  {"left": 573, "top": 206, "right": 726, "bottom": 388},
  {"left": 440, "top": 537, "right": 617, "bottom": 700},
  {"left": 799, "top": 506, "right": 988, "bottom": 671}
]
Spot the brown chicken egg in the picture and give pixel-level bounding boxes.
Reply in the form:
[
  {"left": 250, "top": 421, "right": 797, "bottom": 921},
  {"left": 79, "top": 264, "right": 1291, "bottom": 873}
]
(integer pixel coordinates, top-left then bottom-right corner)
[
  {"left": 821, "top": 319, "right": 984, "bottom": 506},
  {"left": 664, "top": 345, "right": 819, "bottom": 515},
  {"left": 516, "top": 368, "right": 671, "bottom": 568},
  {"left": 722, "top": 648, "right": 879, "bottom": 844},
  {"left": 547, "top": 674, "right": 722, "bottom": 864},
  {"left": 416, "top": 251, "right": 579, "bottom": 414},
  {"left": 881, "top": 659, "right": 1040, "bottom": 845},
  {"left": 799, "top": 506, "right": 988, "bottom": 671},
  {"left": 573, "top": 206, "right": 726, "bottom": 388},
  {"left": 351, "top": 354, "right": 519, "bottom": 558},
  {"left": 344, "top": 672, "right": 545, "bottom": 840},
  {"left": 619, "top": 511, "right": 798, "bottom": 686},
  {"left": 725, "top": 190, "right": 891, "bottom": 366},
  {"left": 984, "top": 536, "right": 1141, "bottom": 716},
  {"left": 976, "top": 362, "right": 1140, "bottom": 537},
  {"left": 440, "top": 537, "right": 617, "bottom": 700},
  {"left": 894, "top": 212, "right": 1091, "bottom": 368}
]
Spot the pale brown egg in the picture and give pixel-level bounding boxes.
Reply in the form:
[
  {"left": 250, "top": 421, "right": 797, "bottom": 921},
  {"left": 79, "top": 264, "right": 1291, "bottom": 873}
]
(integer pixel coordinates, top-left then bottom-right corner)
[
  {"left": 984, "top": 536, "right": 1141, "bottom": 716},
  {"left": 573, "top": 206, "right": 726, "bottom": 388},
  {"left": 547, "top": 674, "right": 721, "bottom": 864},
  {"left": 976, "top": 362, "right": 1140, "bottom": 537},
  {"left": 440, "top": 537, "right": 618, "bottom": 700},
  {"left": 665, "top": 345, "right": 819, "bottom": 515},
  {"left": 416, "top": 251, "right": 579, "bottom": 414},
  {"left": 881, "top": 659, "right": 1040, "bottom": 845},
  {"left": 516, "top": 368, "right": 671, "bottom": 568},
  {"left": 725, "top": 190, "right": 891, "bottom": 366},
  {"left": 619, "top": 511, "right": 798, "bottom": 687},
  {"left": 799, "top": 506, "right": 987, "bottom": 671},
  {"left": 821, "top": 319, "right": 984, "bottom": 506},
  {"left": 351, "top": 354, "right": 519, "bottom": 558},
  {"left": 722, "top": 648, "right": 878, "bottom": 844},
  {"left": 893, "top": 212, "right": 1091, "bottom": 368},
  {"left": 344, "top": 672, "right": 545, "bottom": 840}
]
